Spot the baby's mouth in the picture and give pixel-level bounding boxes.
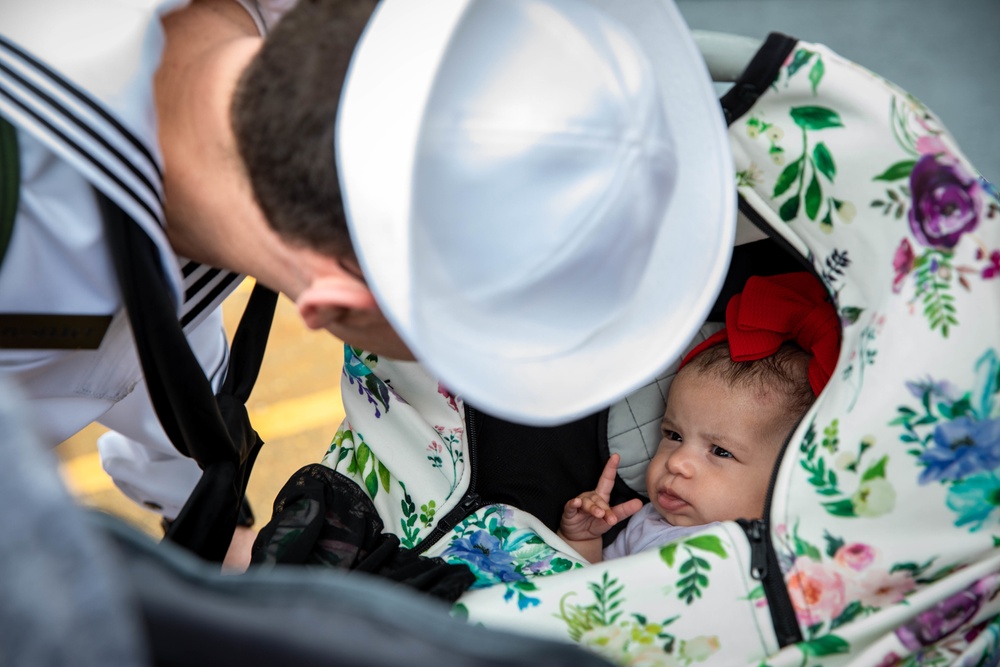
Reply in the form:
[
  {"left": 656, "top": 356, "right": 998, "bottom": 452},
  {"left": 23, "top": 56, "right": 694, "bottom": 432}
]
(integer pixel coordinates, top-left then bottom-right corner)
[{"left": 656, "top": 488, "right": 689, "bottom": 513}]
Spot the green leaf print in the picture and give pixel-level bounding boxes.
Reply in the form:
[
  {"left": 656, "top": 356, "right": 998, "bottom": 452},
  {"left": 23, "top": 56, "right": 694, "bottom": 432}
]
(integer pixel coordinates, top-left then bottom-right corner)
[
  {"left": 364, "top": 468, "right": 378, "bottom": 497},
  {"left": 397, "top": 481, "right": 421, "bottom": 549},
  {"left": 550, "top": 557, "right": 575, "bottom": 573},
  {"left": 660, "top": 537, "right": 728, "bottom": 605},
  {"left": 840, "top": 306, "right": 863, "bottom": 325},
  {"left": 683, "top": 535, "right": 728, "bottom": 559},
  {"left": 829, "top": 601, "right": 864, "bottom": 631},
  {"left": 773, "top": 157, "right": 803, "bottom": 197},
  {"left": 874, "top": 159, "right": 916, "bottom": 182},
  {"left": 799, "top": 634, "right": 850, "bottom": 657},
  {"left": 377, "top": 461, "right": 391, "bottom": 493},
  {"left": 786, "top": 49, "right": 814, "bottom": 78},
  {"left": 808, "top": 57, "right": 825, "bottom": 95},
  {"left": 860, "top": 455, "right": 888, "bottom": 482},
  {"left": 913, "top": 251, "right": 959, "bottom": 337},
  {"left": 779, "top": 194, "right": 801, "bottom": 222},
  {"left": 813, "top": 143, "right": 835, "bottom": 180},
  {"left": 660, "top": 542, "right": 678, "bottom": 567},
  {"left": 805, "top": 173, "right": 822, "bottom": 220},
  {"left": 784, "top": 48, "right": 826, "bottom": 96},
  {"left": 676, "top": 549, "right": 713, "bottom": 605},
  {"left": 821, "top": 499, "right": 857, "bottom": 517},
  {"left": 356, "top": 441, "right": 370, "bottom": 469},
  {"left": 793, "top": 530, "right": 823, "bottom": 561},
  {"left": 790, "top": 106, "right": 844, "bottom": 131},
  {"left": 588, "top": 572, "right": 625, "bottom": 626}
]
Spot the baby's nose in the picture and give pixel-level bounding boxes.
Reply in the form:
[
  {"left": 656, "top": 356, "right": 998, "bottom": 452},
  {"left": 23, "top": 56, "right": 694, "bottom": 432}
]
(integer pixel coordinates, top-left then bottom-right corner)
[{"left": 665, "top": 445, "right": 694, "bottom": 477}]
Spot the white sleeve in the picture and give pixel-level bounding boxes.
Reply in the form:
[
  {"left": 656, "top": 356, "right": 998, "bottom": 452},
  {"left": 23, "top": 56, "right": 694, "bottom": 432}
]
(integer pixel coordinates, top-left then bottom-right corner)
[{"left": 96, "top": 308, "right": 230, "bottom": 520}]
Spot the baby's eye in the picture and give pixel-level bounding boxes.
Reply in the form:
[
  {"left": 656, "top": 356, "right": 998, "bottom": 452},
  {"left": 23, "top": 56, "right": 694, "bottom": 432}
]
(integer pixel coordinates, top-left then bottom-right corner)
[
  {"left": 710, "top": 445, "right": 733, "bottom": 459},
  {"left": 662, "top": 429, "right": 682, "bottom": 442}
]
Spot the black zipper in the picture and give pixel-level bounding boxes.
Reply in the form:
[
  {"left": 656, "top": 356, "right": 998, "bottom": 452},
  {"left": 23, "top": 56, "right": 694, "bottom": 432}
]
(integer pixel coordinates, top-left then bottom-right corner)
[
  {"left": 731, "top": 101, "right": 829, "bottom": 649},
  {"left": 412, "top": 404, "right": 488, "bottom": 555},
  {"left": 737, "top": 417, "right": 806, "bottom": 647}
]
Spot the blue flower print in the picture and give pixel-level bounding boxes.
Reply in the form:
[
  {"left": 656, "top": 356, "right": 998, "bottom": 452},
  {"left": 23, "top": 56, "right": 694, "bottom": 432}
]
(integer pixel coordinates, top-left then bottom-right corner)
[
  {"left": 918, "top": 416, "right": 1000, "bottom": 484},
  {"left": 444, "top": 530, "right": 525, "bottom": 587},
  {"left": 946, "top": 471, "right": 1000, "bottom": 531}
]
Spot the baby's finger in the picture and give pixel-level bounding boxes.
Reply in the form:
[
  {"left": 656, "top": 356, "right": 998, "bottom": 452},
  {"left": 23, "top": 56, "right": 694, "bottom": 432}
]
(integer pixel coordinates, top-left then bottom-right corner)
[
  {"left": 581, "top": 493, "right": 613, "bottom": 518},
  {"left": 610, "top": 498, "right": 645, "bottom": 522},
  {"left": 561, "top": 497, "right": 583, "bottom": 517},
  {"left": 594, "top": 453, "right": 622, "bottom": 499}
]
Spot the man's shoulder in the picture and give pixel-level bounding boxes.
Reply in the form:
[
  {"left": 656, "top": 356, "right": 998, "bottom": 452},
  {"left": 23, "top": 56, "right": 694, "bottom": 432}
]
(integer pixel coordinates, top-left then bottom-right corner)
[{"left": 0, "top": 0, "right": 185, "bottom": 150}]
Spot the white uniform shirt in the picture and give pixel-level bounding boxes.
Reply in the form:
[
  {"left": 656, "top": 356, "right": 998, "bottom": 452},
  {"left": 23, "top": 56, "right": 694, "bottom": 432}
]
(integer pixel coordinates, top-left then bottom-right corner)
[{"left": 0, "top": 0, "right": 290, "bottom": 517}]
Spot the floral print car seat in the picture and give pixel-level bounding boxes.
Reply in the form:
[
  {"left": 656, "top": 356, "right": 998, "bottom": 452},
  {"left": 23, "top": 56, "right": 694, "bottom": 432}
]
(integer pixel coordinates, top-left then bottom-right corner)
[{"left": 312, "top": 32, "right": 1000, "bottom": 666}]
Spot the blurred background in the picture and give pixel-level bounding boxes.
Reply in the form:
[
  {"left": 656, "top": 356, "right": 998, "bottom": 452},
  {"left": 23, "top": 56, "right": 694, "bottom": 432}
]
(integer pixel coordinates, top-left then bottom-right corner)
[
  {"left": 56, "top": 0, "right": 1000, "bottom": 537},
  {"left": 676, "top": 0, "right": 1000, "bottom": 183}
]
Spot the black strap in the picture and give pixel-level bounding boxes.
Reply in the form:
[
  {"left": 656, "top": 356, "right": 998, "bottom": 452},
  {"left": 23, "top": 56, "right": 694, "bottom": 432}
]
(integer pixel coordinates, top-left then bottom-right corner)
[
  {"left": 720, "top": 32, "right": 798, "bottom": 127},
  {"left": 0, "top": 115, "right": 18, "bottom": 269},
  {"left": 99, "top": 189, "right": 277, "bottom": 562}
]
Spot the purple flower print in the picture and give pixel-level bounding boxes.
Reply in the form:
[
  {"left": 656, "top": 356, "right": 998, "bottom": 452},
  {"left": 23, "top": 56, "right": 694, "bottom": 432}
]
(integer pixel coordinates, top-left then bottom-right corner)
[
  {"left": 918, "top": 416, "right": 1000, "bottom": 484},
  {"left": 896, "top": 589, "right": 982, "bottom": 651},
  {"left": 905, "top": 377, "right": 961, "bottom": 403},
  {"left": 909, "top": 155, "right": 981, "bottom": 249},
  {"left": 895, "top": 575, "right": 998, "bottom": 652}
]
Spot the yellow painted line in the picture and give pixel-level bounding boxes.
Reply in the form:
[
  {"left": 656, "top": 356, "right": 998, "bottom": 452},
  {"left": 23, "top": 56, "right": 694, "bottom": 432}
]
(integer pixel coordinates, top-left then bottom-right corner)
[
  {"left": 252, "top": 387, "right": 344, "bottom": 441},
  {"left": 59, "top": 387, "right": 345, "bottom": 497}
]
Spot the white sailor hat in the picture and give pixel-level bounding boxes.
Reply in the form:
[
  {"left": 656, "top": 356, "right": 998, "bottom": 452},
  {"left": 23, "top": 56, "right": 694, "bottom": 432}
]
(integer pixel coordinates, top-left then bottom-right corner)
[{"left": 337, "top": 0, "right": 735, "bottom": 425}]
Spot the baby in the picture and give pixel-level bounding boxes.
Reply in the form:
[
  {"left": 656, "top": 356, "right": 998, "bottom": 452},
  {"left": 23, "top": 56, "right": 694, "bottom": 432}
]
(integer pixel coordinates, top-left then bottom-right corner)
[{"left": 558, "top": 272, "right": 839, "bottom": 563}]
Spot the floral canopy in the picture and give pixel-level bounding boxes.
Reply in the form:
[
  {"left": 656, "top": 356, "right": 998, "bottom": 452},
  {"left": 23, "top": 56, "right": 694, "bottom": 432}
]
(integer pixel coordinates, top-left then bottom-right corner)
[{"left": 320, "top": 34, "right": 1000, "bottom": 667}]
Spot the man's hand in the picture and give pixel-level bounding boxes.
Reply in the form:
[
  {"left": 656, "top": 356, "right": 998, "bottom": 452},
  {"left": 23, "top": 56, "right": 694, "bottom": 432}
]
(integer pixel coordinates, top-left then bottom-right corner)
[{"left": 221, "top": 525, "right": 257, "bottom": 574}]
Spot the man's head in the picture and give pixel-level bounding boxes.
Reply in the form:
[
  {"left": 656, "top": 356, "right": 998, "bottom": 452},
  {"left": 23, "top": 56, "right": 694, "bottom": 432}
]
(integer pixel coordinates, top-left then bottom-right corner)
[
  {"left": 645, "top": 343, "right": 813, "bottom": 527},
  {"left": 234, "top": 0, "right": 737, "bottom": 425}
]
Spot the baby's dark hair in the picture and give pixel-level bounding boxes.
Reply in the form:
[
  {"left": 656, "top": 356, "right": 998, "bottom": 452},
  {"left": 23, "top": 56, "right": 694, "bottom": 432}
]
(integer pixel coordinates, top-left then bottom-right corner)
[{"left": 682, "top": 341, "right": 815, "bottom": 420}]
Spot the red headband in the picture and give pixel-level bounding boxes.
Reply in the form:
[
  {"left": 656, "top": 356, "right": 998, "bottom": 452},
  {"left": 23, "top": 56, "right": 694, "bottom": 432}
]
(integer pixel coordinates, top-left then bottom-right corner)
[{"left": 680, "top": 272, "right": 841, "bottom": 396}]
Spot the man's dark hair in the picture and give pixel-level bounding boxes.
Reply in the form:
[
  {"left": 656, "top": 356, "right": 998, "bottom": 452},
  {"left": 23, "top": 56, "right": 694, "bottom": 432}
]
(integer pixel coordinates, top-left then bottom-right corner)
[{"left": 231, "top": 0, "right": 378, "bottom": 256}]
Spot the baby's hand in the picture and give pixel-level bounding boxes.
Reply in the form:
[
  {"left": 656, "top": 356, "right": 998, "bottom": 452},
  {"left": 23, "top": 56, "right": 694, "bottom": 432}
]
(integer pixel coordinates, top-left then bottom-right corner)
[{"left": 558, "top": 453, "right": 643, "bottom": 542}]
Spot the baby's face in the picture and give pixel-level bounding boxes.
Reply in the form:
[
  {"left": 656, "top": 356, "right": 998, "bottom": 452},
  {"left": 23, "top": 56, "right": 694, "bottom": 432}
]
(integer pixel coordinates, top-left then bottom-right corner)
[{"left": 645, "top": 368, "right": 789, "bottom": 527}]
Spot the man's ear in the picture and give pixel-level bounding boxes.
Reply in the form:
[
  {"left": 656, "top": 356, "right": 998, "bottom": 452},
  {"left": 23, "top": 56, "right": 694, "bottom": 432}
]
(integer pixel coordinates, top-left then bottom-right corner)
[{"left": 297, "top": 274, "right": 378, "bottom": 331}]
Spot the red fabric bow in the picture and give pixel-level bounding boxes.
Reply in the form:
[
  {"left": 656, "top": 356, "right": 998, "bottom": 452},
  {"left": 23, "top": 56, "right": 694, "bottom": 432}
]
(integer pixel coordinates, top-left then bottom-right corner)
[{"left": 681, "top": 272, "right": 841, "bottom": 396}]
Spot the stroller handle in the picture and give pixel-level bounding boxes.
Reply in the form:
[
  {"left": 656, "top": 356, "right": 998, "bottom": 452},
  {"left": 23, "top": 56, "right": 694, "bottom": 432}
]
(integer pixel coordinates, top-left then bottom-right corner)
[{"left": 693, "top": 30, "right": 762, "bottom": 83}]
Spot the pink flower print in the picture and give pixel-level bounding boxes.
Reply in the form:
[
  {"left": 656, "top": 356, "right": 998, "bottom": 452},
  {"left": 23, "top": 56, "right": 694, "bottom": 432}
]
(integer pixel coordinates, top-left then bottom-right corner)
[
  {"left": 437, "top": 383, "right": 459, "bottom": 411},
  {"left": 916, "top": 135, "right": 950, "bottom": 158},
  {"left": 892, "top": 238, "right": 915, "bottom": 293},
  {"left": 786, "top": 557, "right": 848, "bottom": 626},
  {"left": 427, "top": 442, "right": 443, "bottom": 453},
  {"left": 834, "top": 543, "right": 876, "bottom": 571},
  {"left": 982, "top": 251, "right": 1000, "bottom": 279},
  {"left": 853, "top": 569, "right": 917, "bottom": 608}
]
